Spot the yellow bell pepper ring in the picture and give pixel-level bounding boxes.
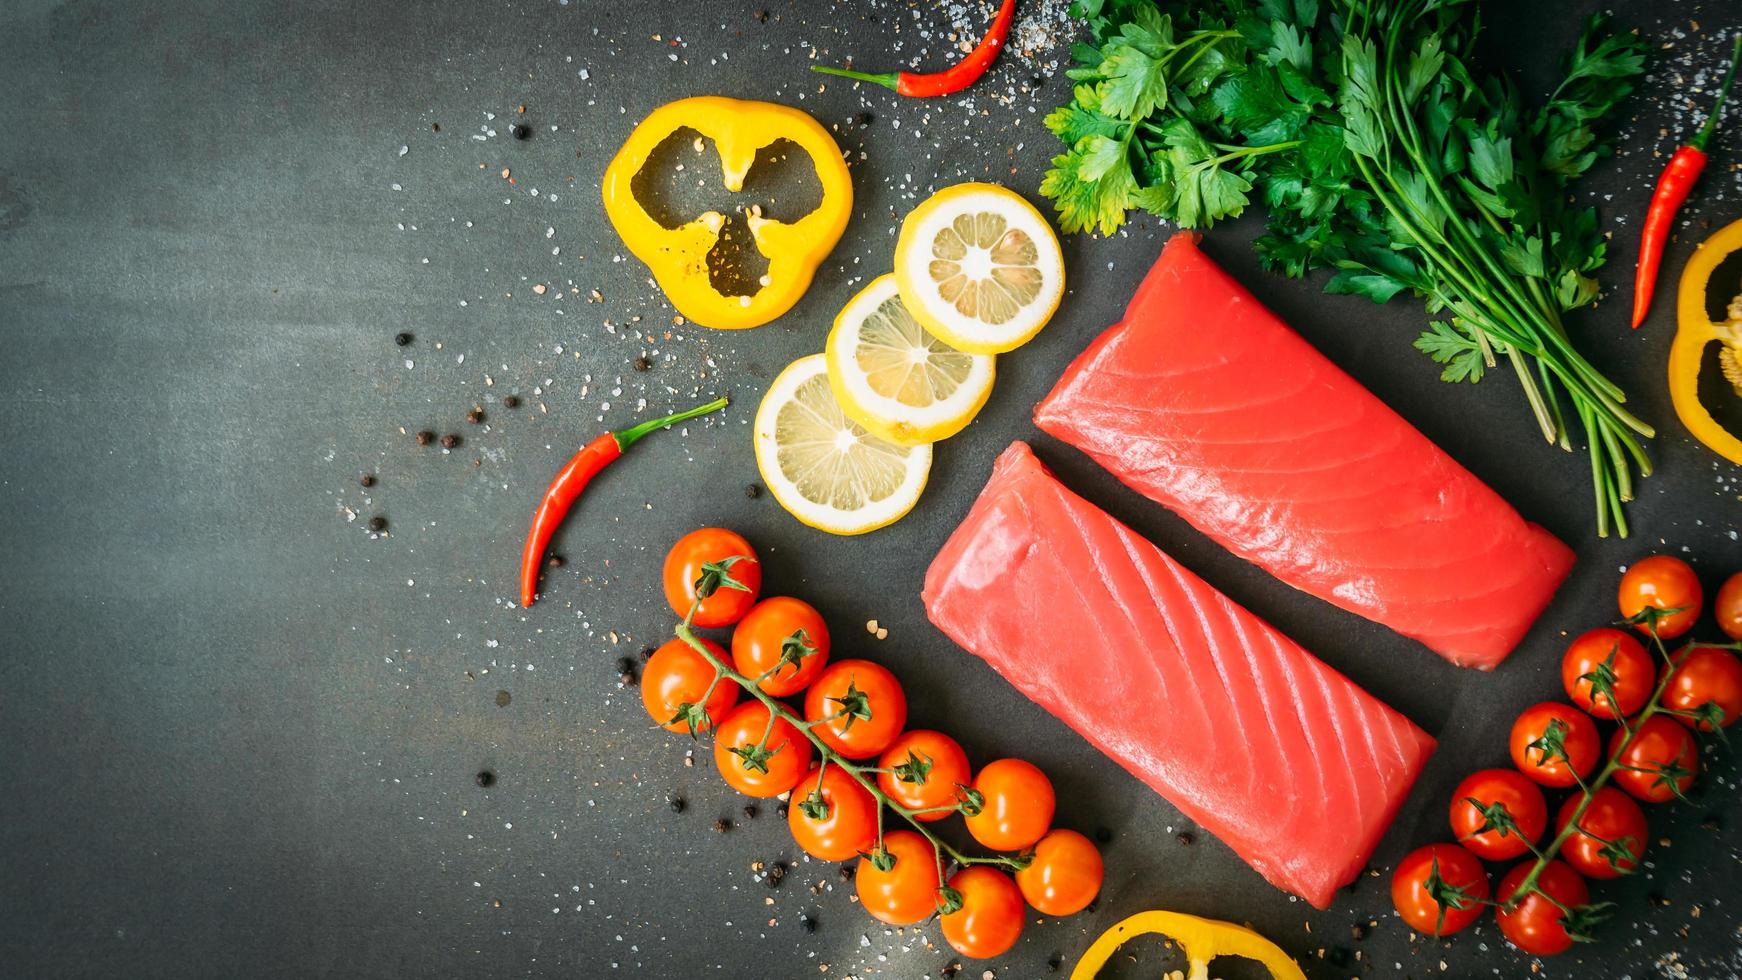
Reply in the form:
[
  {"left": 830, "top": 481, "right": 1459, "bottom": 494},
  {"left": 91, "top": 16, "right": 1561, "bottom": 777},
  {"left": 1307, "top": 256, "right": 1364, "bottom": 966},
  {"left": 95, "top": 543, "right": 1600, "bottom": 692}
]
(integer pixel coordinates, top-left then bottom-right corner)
[
  {"left": 601, "top": 96, "right": 853, "bottom": 330},
  {"left": 1672, "top": 215, "right": 1742, "bottom": 464},
  {"left": 1071, "top": 910, "right": 1308, "bottom": 980}
]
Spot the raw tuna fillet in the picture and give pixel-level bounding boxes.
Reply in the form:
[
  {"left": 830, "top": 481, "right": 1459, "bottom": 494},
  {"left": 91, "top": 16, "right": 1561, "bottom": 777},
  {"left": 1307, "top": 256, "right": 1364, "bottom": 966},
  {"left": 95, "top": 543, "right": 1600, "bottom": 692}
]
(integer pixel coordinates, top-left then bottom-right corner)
[
  {"left": 1034, "top": 233, "right": 1573, "bottom": 670},
  {"left": 923, "top": 442, "right": 1436, "bottom": 909}
]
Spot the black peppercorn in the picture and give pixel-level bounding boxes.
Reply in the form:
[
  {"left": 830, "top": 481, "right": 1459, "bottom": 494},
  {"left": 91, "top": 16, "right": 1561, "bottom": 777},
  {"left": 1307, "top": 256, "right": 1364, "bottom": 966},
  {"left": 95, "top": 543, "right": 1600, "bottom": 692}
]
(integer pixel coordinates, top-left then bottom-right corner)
[
  {"left": 745, "top": 483, "right": 761, "bottom": 499},
  {"left": 367, "top": 516, "right": 387, "bottom": 532},
  {"left": 1094, "top": 826, "right": 1113, "bottom": 843},
  {"left": 441, "top": 434, "right": 460, "bottom": 449},
  {"left": 548, "top": 554, "right": 565, "bottom": 568},
  {"left": 668, "top": 796, "right": 686, "bottom": 814},
  {"left": 743, "top": 804, "right": 759, "bottom": 820},
  {"left": 713, "top": 818, "right": 731, "bottom": 833},
  {"left": 856, "top": 111, "right": 873, "bottom": 126},
  {"left": 511, "top": 123, "right": 530, "bottom": 140},
  {"left": 503, "top": 395, "right": 521, "bottom": 408},
  {"left": 775, "top": 801, "right": 788, "bottom": 818},
  {"left": 837, "top": 864, "right": 854, "bottom": 881},
  {"left": 1350, "top": 922, "right": 1369, "bottom": 941},
  {"left": 360, "top": 474, "right": 376, "bottom": 487},
  {"left": 640, "top": 645, "right": 656, "bottom": 661},
  {"left": 395, "top": 332, "right": 413, "bottom": 346},
  {"left": 753, "top": 9, "right": 769, "bottom": 22},
  {"left": 466, "top": 408, "right": 485, "bottom": 424},
  {"left": 476, "top": 770, "right": 495, "bottom": 787},
  {"left": 798, "top": 912, "right": 816, "bottom": 933},
  {"left": 1328, "top": 946, "right": 1351, "bottom": 968},
  {"left": 1047, "top": 953, "right": 1063, "bottom": 973},
  {"left": 1176, "top": 832, "right": 1194, "bottom": 846},
  {"left": 616, "top": 656, "right": 636, "bottom": 675},
  {"left": 415, "top": 430, "right": 434, "bottom": 445},
  {"left": 633, "top": 356, "right": 651, "bottom": 372}
]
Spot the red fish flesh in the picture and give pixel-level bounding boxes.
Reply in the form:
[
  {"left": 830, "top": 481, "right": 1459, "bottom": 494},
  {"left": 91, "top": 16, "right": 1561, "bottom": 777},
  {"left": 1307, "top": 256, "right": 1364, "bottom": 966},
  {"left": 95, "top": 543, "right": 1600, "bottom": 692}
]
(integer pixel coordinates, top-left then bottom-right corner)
[
  {"left": 1035, "top": 233, "right": 1573, "bottom": 670},
  {"left": 923, "top": 441, "right": 1436, "bottom": 909}
]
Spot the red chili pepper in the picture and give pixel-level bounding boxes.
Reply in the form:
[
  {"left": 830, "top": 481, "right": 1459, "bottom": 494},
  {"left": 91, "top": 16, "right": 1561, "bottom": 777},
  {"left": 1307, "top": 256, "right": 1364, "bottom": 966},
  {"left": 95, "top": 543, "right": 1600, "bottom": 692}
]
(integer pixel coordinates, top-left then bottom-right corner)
[
  {"left": 1633, "top": 35, "right": 1742, "bottom": 330},
  {"left": 810, "top": 0, "right": 1016, "bottom": 98},
  {"left": 519, "top": 396, "right": 728, "bottom": 607}
]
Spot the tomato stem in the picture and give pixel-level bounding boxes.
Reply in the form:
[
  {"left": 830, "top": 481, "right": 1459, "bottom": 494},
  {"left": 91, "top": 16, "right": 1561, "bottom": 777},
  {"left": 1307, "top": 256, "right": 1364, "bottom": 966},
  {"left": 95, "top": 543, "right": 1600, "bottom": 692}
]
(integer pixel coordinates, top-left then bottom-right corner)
[
  {"left": 672, "top": 616, "right": 1025, "bottom": 877},
  {"left": 1504, "top": 623, "right": 1693, "bottom": 909}
]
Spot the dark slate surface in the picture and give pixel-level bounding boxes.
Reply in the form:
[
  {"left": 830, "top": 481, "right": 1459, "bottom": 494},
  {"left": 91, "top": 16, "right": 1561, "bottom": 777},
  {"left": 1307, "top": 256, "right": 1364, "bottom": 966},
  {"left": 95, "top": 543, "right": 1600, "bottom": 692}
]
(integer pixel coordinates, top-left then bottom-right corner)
[{"left": 3, "top": 1, "right": 1740, "bottom": 977}]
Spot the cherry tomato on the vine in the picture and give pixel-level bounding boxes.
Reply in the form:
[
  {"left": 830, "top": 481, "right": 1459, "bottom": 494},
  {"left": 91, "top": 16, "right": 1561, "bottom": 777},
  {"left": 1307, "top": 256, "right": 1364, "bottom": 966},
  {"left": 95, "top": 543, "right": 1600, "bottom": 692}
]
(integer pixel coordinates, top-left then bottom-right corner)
[
  {"left": 963, "top": 758, "right": 1054, "bottom": 852},
  {"left": 731, "top": 596, "right": 830, "bottom": 697},
  {"left": 1562, "top": 627, "right": 1655, "bottom": 719},
  {"left": 1015, "top": 829, "right": 1102, "bottom": 916},
  {"left": 641, "top": 637, "right": 738, "bottom": 734},
  {"left": 856, "top": 830, "right": 940, "bottom": 926},
  {"left": 663, "top": 528, "right": 761, "bottom": 628},
  {"left": 787, "top": 763, "right": 878, "bottom": 861},
  {"left": 940, "top": 867, "right": 1024, "bottom": 959},
  {"left": 1618, "top": 555, "right": 1702, "bottom": 639},
  {"left": 877, "top": 730, "right": 972, "bottom": 822},
  {"left": 803, "top": 659, "right": 907, "bottom": 760},
  {"left": 1390, "top": 844, "right": 1490, "bottom": 937},
  {"left": 1610, "top": 714, "right": 1698, "bottom": 803},
  {"left": 712, "top": 701, "right": 812, "bottom": 798},
  {"left": 1661, "top": 645, "right": 1742, "bottom": 731},
  {"left": 1449, "top": 769, "right": 1547, "bottom": 861},
  {"left": 1555, "top": 786, "right": 1647, "bottom": 880},
  {"left": 1495, "top": 860, "right": 1592, "bottom": 957},
  {"left": 1715, "top": 572, "right": 1742, "bottom": 641},
  {"left": 1509, "top": 702, "right": 1599, "bottom": 788}
]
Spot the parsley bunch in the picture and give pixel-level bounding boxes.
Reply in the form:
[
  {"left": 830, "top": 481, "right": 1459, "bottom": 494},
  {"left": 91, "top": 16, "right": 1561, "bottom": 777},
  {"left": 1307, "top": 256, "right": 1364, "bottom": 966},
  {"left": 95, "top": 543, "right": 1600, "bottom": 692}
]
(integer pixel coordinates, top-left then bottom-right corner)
[{"left": 1042, "top": 0, "right": 1652, "bottom": 537}]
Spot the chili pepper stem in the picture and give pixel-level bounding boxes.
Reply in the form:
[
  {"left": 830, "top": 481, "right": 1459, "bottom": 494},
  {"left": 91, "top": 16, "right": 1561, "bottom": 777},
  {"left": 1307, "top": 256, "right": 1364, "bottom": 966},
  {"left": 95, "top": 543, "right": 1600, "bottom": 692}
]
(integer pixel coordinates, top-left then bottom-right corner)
[
  {"left": 1690, "top": 35, "right": 1742, "bottom": 153},
  {"left": 674, "top": 616, "right": 1025, "bottom": 878},
  {"left": 809, "top": 65, "right": 901, "bottom": 91},
  {"left": 615, "top": 395, "right": 730, "bottom": 451}
]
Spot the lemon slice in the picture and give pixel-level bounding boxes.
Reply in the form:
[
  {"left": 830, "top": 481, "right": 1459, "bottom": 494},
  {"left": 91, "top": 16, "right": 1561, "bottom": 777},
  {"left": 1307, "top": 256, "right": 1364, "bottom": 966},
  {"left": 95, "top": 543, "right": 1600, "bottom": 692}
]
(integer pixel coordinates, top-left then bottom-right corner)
[
  {"left": 825, "top": 274, "right": 996, "bottom": 447},
  {"left": 754, "top": 354, "right": 932, "bottom": 535},
  {"left": 893, "top": 183, "right": 1065, "bottom": 355}
]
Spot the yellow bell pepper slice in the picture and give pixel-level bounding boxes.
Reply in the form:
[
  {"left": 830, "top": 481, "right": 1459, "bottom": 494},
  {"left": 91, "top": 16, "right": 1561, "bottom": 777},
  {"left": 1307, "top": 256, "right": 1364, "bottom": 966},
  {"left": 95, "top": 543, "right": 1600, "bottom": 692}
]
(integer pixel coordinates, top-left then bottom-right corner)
[
  {"left": 1672, "top": 215, "right": 1742, "bottom": 464},
  {"left": 1071, "top": 910, "right": 1308, "bottom": 980},
  {"left": 601, "top": 96, "right": 852, "bottom": 330}
]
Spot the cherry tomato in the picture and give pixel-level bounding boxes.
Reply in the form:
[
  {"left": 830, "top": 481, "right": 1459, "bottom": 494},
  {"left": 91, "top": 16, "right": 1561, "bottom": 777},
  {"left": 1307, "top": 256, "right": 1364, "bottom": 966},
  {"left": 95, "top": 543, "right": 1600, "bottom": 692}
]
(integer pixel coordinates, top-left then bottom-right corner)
[
  {"left": 1448, "top": 769, "right": 1547, "bottom": 861},
  {"left": 856, "top": 829, "right": 941, "bottom": 926},
  {"left": 1661, "top": 645, "right": 1742, "bottom": 731},
  {"left": 712, "top": 701, "right": 813, "bottom": 798},
  {"left": 641, "top": 637, "right": 738, "bottom": 734},
  {"left": 1015, "top": 829, "right": 1103, "bottom": 916},
  {"left": 940, "top": 867, "right": 1024, "bottom": 959},
  {"left": 1610, "top": 714, "right": 1698, "bottom": 803},
  {"left": 1618, "top": 555, "right": 1702, "bottom": 639},
  {"left": 731, "top": 597, "right": 831, "bottom": 697},
  {"left": 1555, "top": 786, "right": 1648, "bottom": 880},
  {"left": 963, "top": 758, "right": 1054, "bottom": 852},
  {"left": 1509, "top": 702, "right": 1599, "bottom": 788},
  {"left": 663, "top": 528, "right": 761, "bottom": 627},
  {"left": 787, "top": 764, "right": 878, "bottom": 861},
  {"left": 1716, "top": 572, "right": 1742, "bottom": 641},
  {"left": 803, "top": 659, "right": 907, "bottom": 760},
  {"left": 1495, "top": 860, "right": 1591, "bottom": 957},
  {"left": 1561, "top": 627, "right": 1655, "bottom": 719},
  {"left": 1390, "top": 844, "right": 1490, "bottom": 937},
  {"left": 877, "top": 730, "right": 972, "bottom": 822}
]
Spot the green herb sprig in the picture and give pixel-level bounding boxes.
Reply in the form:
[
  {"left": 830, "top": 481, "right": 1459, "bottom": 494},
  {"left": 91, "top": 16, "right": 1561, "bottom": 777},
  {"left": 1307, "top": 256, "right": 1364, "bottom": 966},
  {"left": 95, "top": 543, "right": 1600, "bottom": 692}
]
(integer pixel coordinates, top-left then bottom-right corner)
[{"left": 1043, "top": 0, "right": 1652, "bottom": 536}]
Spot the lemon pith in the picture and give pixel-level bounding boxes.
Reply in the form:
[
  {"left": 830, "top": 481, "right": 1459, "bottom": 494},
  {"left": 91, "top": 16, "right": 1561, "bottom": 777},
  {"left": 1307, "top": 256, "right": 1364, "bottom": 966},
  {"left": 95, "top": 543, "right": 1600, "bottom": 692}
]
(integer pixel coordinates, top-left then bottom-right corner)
[
  {"left": 754, "top": 354, "right": 932, "bottom": 535},
  {"left": 825, "top": 274, "right": 996, "bottom": 446}
]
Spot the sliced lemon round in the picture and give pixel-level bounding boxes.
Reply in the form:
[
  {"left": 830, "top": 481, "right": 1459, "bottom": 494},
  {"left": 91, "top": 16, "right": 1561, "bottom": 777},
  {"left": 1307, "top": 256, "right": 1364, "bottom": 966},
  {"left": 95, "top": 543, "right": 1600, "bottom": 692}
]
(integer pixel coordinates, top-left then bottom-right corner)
[
  {"left": 893, "top": 182, "right": 1065, "bottom": 355},
  {"left": 754, "top": 354, "right": 932, "bottom": 535},
  {"left": 825, "top": 274, "right": 996, "bottom": 447}
]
